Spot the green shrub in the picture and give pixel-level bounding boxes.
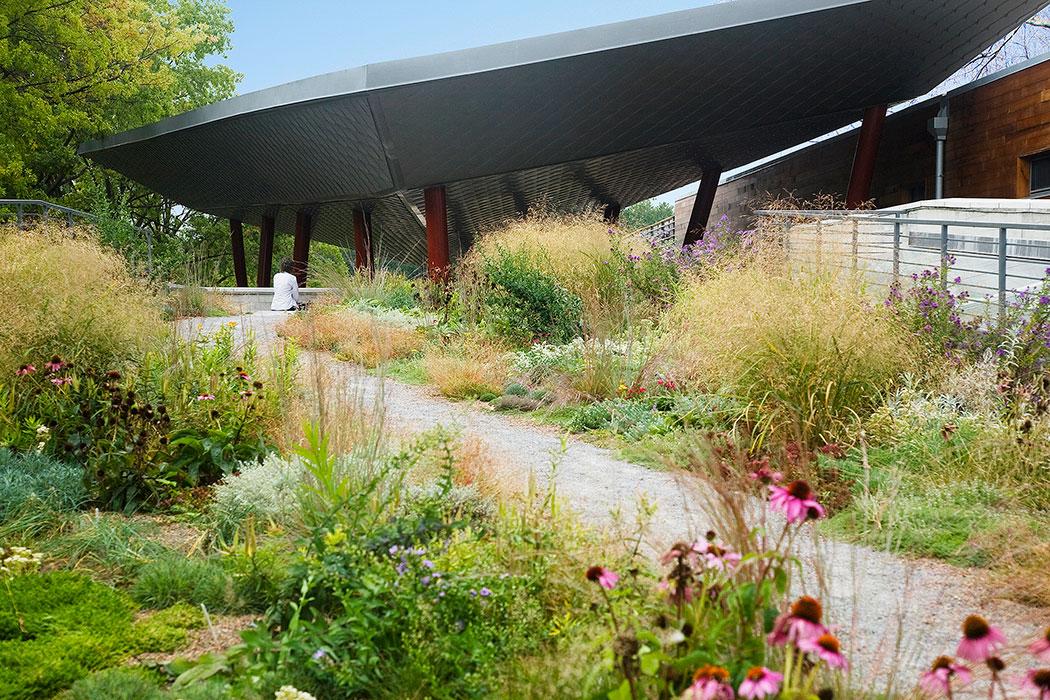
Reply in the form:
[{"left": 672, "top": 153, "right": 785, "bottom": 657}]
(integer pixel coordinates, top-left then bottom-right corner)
[
  {"left": 479, "top": 250, "right": 582, "bottom": 346},
  {"left": 0, "top": 449, "right": 86, "bottom": 519},
  {"left": 132, "top": 602, "right": 205, "bottom": 653},
  {"left": 63, "top": 667, "right": 164, "bottom": 700},
  {"left": 45, "top": 514, "right": 171, "bottom": 582},
  {"left": 131, "top": 554, "right": 235, "bottom": 612},
  {"left": 0, "top": 572, "right": 136, "bottom": 698}
]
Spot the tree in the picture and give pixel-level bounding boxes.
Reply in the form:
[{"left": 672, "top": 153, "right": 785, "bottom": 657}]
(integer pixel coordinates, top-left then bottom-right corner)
[
  {"left": 620, "top": 199, "right": 673, "bottom": 232},
  {"left": 0, "top": 0, "right": 239, "bottom": 202}
]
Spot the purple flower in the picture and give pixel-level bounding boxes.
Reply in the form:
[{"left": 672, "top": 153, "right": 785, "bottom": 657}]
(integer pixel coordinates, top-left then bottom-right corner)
[
  {"left": 422, "top": 559, "right": 434, "bottom": 569},
  {"left": 388, "top": 545, "right": 399, "bottom": 555},
  {"left": 421, "top": 575, "right": 432, "bottom": 586},
  {"left": 396, "top": 562, "right": 408, "bottom": 576},
  {"left": 312, "top": 649, "right": 326, "bottom": 661},
  {"left": 479, "top": 587, "right": 492, "bottom": 597}
]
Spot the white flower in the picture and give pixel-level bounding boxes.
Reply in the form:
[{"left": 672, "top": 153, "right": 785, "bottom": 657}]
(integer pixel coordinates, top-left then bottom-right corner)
[{"left": 275, "top": 686, "right": 317, "bottom": 700}]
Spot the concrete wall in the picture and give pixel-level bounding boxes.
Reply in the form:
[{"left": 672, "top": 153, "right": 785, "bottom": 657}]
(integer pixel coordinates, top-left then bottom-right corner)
[{"left": 169, "top": 285, "right": 340, "bottom": 314}]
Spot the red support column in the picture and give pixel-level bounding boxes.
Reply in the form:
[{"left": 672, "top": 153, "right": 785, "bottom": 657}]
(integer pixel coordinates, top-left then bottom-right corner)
[
  {"left": 424, "top": 185, "right": 450, "bottom": 281},
  {"left": 846, "top": 104, "right": 888, "bottom": 208},
  {"left": 256, "top": 215, "right": 275, "bottom": 287},
  {"left": 352, "top": 209, "right": 374, "bottom": 275},
  {"left": 292, "top": 211, "right": 312, "bottom": 286},
  {"left": 683, "top": 165, "right": 722, "bottom": 246},
  {"left": 230, "top": 219, "right": 248, "bottom": 287}
]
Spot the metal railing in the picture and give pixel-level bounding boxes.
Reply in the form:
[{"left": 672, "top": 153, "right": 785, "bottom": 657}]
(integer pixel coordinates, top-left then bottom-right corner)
[
  {"left": 753, "top": 208, "right": 1050, "bottom": 316},
  {"left": 0, "top": 199, "right": 94, "bottom": 228},
  {"left": 637, "top": 215, "right": 676, "bottom": 245}
]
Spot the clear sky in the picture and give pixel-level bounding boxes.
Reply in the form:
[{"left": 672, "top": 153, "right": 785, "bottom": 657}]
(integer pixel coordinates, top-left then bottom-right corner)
[{"left": 222, "top": 0, "right": 721, "bottom": 206}]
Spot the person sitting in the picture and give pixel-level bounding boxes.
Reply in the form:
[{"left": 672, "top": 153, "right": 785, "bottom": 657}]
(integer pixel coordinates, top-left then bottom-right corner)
[{"left": 271, "top": 258, "right": 301, "bottom": 311}]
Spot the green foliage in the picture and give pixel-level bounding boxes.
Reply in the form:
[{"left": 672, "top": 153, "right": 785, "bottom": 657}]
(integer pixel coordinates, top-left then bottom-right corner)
[
  {"left": 0, "top": 0, "right": 238, "bottom": 202},
  {"left": 620, "top": 199, "right": 673, "bottom": 232},
  {"left": 64, "top": 668, "right": 164, "bottom": 700},
  {"left": 44, "top": 514, "right": 170, "bottom": 582},
  {"left": 0, "top": 449, "right": 87, "bottom": 519},
  {"left": 131, "top": 554, "right": 235, "bottom": 612},
  {"left": 566, "top": 394, "right": 741, "bottom": 441},
  {"left": 0, "top": 572, "right": 136, "bottom": 699},
  {"left": 479, "top": 250, "right": 583, "bottom": 346},
  {"left": 4, "top": 322, "right": 294, "bottom": 512},
  {"left": 132, "top": 602, "right": 205, "bottom": 653}
]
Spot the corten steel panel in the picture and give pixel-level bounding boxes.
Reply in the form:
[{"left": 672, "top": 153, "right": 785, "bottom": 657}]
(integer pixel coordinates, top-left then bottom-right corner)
[{"left": 79, "top": 0, "right": 1047, "bottom": 257}]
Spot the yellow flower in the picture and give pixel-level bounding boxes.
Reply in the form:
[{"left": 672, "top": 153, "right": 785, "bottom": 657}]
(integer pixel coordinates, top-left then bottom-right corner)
[
  {"left": 227, "top": 321, "right": 237, "bottom": 327},
  {"left": 323, "top": 528, "right": 346, "bottom": 548}
]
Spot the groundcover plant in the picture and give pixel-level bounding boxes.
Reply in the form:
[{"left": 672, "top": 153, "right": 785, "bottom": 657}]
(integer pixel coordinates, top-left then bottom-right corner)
[{"left": 1, "top": 218, "right": 1049, "bottom": 699}]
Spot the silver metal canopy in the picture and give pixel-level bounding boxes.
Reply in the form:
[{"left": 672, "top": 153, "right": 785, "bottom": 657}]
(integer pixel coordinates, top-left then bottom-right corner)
[{"left": 79, "top": 0, "right": 1046, "bottom": 265}]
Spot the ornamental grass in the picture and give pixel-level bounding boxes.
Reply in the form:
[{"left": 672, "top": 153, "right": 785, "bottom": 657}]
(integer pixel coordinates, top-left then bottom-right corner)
[{"left": 0, "top": 224, "right": 164, "bottom": 378}]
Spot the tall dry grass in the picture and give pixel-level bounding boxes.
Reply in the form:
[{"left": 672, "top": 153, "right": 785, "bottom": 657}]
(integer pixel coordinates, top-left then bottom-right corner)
[
  {"left": 0, "top": 224, "right": 164, "bottom": 376},
  {"left": 668, "top": 262, "right": 916, "bottom": 447},
  {"left": 278, "top": 306, "right": 422, "bottom": 368},
  {"left": 422, "top": 338, "right": 509, "bottom": 399}
]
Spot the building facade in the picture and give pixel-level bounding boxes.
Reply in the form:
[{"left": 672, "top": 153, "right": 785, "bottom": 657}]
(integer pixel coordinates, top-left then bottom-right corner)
[{"left": 676, "top": 54, "right": 1050, "bottom": 232}]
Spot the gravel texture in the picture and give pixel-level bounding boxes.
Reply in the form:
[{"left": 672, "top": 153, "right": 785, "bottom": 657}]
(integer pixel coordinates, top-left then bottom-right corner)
[{"left": 186, "top": 312, "right": 1049, "bottom": 685}]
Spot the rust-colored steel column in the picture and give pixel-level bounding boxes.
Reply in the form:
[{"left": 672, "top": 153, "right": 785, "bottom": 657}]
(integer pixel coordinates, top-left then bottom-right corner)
[
  {"left": 292, "top": 211, "right": 312, "bottom": 286},
  {"left": 352, "top": 208, "right": 374, "bottom": 275},
  {"left": 846, "top": 104, "right": 888, "bottom": 208},
  {"left": 256, "top": 215, "right": 275, "bottom": 287},
  {"left": 683, "top": 165, "right": 722, "bottom": 246},
  {"left": 230, "top": 219, "right": 248, "bottom": 287},
  {"left": 424, "top": 185, "right": 450, "bottom": 280}
]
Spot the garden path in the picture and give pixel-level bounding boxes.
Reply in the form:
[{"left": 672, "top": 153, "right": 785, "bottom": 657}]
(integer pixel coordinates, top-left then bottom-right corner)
[{"left": 188, "top": 312, "right": 1048, "bottom": 687}]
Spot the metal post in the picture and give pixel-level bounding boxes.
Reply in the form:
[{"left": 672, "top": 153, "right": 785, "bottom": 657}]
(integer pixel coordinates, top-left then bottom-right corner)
[
  {"left": 998, "top": 227, "right": 1008, "bottom": 320},
  {"left": 424, "top": 185, "right": 450, "bottom": 281},
  {"left": 940, "top": 224, "right": 950, "bottom": 288},
  {"left": 229, "top": 219, "right": 248, "bottom": 287},
  {"left": 815, "top": 218, "right": 823, "bottom": 269},
  {"left": 846, "top": 104, "right": 888, "bottom": 208},
  {"left": 851, "top": 219, "right": 859, "bottom": 273},
  {"left": 66, "top": 211, "right": 74, "bottom": 227},
  {"left": 292, "top": 211, "right": 312, "bottom": 286},
  {"left": 892, "top": 217, "right": 901, "bottom": 283},
  {"left": 146, "top": 228, "right": 154, "bottom": 276},
  {"left": 15, "top": 203, "right": 22, "bottom": 229},
  {"left": 684, "top": 165, "right": 722, "bottom": 246},
  {"left": 929, "top": 98, "right": 950, "bottom": 200}
]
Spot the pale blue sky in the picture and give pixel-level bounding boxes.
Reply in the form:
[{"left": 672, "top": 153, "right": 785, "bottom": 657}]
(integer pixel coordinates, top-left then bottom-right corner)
[{"left": 222, "top": 0, "right": 720, "bottom": 205}]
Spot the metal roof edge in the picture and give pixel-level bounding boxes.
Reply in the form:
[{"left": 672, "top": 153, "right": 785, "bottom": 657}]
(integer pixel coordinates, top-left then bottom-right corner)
[
  {"left": 79, "top": 0, "right": 866, "bottom": 155},
  {"left": 686, "top": 50, "right": 1050, "bottom": 199}
]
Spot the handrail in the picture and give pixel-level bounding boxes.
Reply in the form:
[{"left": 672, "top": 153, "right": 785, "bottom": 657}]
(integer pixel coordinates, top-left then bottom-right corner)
[{"left": 753, "top": 208, "right": 1050, "bottom": 233}]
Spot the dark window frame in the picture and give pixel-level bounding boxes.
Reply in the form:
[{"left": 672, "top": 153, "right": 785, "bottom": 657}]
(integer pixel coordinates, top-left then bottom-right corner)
[{"left": 1029, "top": 151, "right": 1050, "bottom": 197}]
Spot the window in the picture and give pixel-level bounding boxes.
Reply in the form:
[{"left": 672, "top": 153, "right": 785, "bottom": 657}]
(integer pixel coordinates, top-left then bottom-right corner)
[{"left": 1030, "top": 152, "right": 1050, "bottom": 197}]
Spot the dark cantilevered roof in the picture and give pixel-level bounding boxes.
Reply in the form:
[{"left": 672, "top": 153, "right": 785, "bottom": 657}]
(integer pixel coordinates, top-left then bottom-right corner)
[{"left": 80, "top": 0, "right": 1046, "bottom": 267}]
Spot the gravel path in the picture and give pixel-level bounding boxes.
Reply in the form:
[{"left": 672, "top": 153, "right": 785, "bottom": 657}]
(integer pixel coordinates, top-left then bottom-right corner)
[{"left": 188, "top": 312, "right": 1049, "bottom": 686}]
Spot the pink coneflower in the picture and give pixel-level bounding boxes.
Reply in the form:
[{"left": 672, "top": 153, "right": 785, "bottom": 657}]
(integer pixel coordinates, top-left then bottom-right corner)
[
  {"left": 585, "top": 566, "right": 619, "bottom": 590},
  {"left": 196, "top": 394, "right": 215, "bottom": 401},
  {"left": 738, "top": 667, "right": 782, "bottom": 699},
  {"left": 15, "top": 364, "right": 35, "bottom": 376},
  {"left": 687, "top": 665, "right": 735, "bottom": 700},
  {"left": 919, "top": 656, "right": 972, "bottom": 697},
  {"left": 44, "top": 355, "right": 64, "bottom": 372},
  {"left": 701, "top": 542, "right": 742, "bottom": 572},
  {"left": 799, "top": 632, "right": 848, "bottom": 670},
  {"left": 1030, "top": 627, "right": 1050, "bottom": 662},
  {"left": 956, "top": 615, "right": 1006, "bottom": 662},
  {"left": 770, "top": 480, "right": 825, "bottom": 523},
  {"left": 768, "top": 596, "right": 827, "bottom": 646},
  {"left": 237, "top": 371, "right": 251, "bottom": 382},
  {"left": 1020, "top": 669, "right": 1050, "bottom": 699},
  {"left": 661, "top": 541, "right": 697, "bottom": 567},
  {"left": 50, "top": 376, "right": 72, "bottom": 386},
  {"left": 748, "top": 463, "right": 783, "bottom": 485}
]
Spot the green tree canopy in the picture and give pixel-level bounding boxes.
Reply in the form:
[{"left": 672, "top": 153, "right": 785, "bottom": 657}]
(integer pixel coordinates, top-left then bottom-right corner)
[
  {"left": 0, "top": 0, "right": 240, "bottom": 200},
  {"left": 620, "top": 199, "right": 673, "bottom": 232}
]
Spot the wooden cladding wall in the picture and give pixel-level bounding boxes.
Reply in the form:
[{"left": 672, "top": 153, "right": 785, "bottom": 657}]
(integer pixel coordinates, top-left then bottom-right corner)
[
  {"left": 945, "top": 60, "right": 1050, "bottom": 199},
  {"left": 684, "top": 58, "right": 1050, "bottom": 231}
]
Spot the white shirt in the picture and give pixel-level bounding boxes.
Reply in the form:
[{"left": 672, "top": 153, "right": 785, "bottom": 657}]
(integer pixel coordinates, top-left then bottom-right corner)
[{"left": 271, "top": 271, "right": 300, "bottom": 311}]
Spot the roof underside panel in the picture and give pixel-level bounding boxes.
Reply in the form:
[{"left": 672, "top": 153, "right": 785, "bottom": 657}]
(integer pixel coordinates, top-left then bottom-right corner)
[{"left": 80, "top": 0, "right": 1046, "bottom": 258}]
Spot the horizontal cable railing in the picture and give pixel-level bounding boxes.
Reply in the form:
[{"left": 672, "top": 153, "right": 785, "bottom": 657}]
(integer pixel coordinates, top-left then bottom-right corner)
[
  {"left": 637, "top": 215, "right": 676, "bottom": 246},
  {"left": 753, "top": 208, "right": 1050, "bottom": 317}
]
